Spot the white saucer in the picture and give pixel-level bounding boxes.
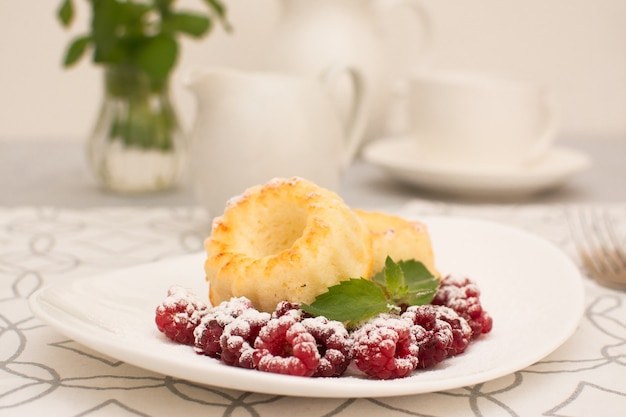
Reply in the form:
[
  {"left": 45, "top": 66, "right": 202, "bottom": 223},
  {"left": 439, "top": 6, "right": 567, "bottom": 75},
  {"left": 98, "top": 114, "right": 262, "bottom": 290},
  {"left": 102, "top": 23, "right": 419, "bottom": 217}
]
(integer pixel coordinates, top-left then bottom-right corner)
[{"left": 362, "top": 136, "right": 591, "bottom": 197}]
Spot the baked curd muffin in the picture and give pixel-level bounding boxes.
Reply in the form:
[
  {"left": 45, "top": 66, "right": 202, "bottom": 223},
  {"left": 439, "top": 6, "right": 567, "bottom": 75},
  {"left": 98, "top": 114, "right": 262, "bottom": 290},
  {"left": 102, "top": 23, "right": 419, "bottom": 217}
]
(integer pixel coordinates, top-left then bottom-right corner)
[
  {"left": 353, "top": 209, "right": 439, "bottom": 277},
  {"left": 204, "top": 177, "right": 373, "bottom": 312}
]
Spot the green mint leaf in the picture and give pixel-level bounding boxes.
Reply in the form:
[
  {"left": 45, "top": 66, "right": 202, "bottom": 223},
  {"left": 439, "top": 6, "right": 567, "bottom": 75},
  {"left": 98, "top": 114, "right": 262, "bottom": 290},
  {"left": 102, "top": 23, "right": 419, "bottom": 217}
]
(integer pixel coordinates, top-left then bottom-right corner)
[
  {"left": 91, "top": 0, "right": 124, "bottom": 64},
  {"left": 371, "top": 267, "right": 385, "bottom": 287},
  {"left": 204, "top": 0, "right": 227, "bottom": 17},
  {"left": 394, "top": 259, "right": 439, "bottom": 305},
  {"left": 382, "top": 256, "right": 404, "bottom": 295},
  {"left": 63, "top": 35, "right": 91, "bottom": 67},
  {"left": 372, "top": 258, "right": 439, "bottom": 306},
  {"left": 301, "top": 279, "right": 389, "bottom": 326},
  {"left": 302, "top": 258, "right": 440, "bottom": 327},
  {"left": 165, "top": 12, "right": 211, "bottom": 38},
  {"left": 57, "top": 0, "right": 74, "bottom": 27},
  {"left": 203, "top": 0, "right": 232, "bottom": 31},
  {"left": 398, "top": 259, "right": 437, "bottom": 290},
  {"left": 396, "top": 286, "right": 438, "bottom": 307},
  {"left": 133, "top": 34, "right": 178, "bottom": 83}
]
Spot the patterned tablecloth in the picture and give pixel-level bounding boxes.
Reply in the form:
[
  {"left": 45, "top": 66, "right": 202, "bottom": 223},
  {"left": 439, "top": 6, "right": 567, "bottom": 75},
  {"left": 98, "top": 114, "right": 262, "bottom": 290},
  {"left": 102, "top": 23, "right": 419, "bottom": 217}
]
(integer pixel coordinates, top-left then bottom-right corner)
[{"left": 1, "top": 202, "right": 625, "bottom": 417}]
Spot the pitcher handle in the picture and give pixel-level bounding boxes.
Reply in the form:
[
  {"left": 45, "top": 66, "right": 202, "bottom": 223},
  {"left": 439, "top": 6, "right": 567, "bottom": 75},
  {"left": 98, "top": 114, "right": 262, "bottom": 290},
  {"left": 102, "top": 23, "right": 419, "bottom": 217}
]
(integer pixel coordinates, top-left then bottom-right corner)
[{"left": 321, "top": 65, "right": 369, "bottom": 171}]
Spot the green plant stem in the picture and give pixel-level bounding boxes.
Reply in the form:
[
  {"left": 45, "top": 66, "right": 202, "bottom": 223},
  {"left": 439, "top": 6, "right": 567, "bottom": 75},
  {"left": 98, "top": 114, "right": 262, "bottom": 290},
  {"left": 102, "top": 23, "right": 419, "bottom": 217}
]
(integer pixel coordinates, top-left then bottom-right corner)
[{"left": 104, "top": 64, "right": 179, "bottom": 151}]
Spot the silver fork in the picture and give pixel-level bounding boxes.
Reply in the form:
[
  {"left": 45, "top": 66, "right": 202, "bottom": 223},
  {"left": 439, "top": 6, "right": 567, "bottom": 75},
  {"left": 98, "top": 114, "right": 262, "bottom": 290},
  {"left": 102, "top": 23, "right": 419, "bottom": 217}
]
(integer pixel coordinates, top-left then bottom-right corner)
[{"left": 567, "top": 207, "right": 626, "bottom": 290}]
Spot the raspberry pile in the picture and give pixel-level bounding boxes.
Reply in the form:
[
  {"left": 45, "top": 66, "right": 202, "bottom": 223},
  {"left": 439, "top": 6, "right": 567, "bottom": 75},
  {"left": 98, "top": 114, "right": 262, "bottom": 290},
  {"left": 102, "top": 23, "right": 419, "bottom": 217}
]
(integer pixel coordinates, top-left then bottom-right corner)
[
  {"left": 432, "top": 274, "right": 494, "bottom": 338},
  {"left": 154, "top": 274, "right": 492, "bottom": 380}
]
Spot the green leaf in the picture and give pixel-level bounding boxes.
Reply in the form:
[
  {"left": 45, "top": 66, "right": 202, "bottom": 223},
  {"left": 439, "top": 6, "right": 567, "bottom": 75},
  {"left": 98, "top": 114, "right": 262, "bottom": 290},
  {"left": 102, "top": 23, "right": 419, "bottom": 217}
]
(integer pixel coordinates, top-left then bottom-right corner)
[
  {"left": 154, "top": 0, "right": 175, "bottom": 14},
  {"left": 301, "top": 279, "right": 390, "bottom": 326},
  {"left": 203, "top": 0, "right": 232, "bottom": 31},
  {"left": 63, "top": 35, "right": 91, "bottom": 67},
  {"left": 57, "top": 0, "right": 74, "bottom": 27},
  {"left": 165, "top": 12, "right": 211, "bottom": 38},
  {"left": 399, "top": 259, "right": 438, "bottom": 292},
  {"left": 133, "top": 34, "right": 178, "bottom": 84},
  {"left": 304, "top": 257, "right": 440, "bottom": 326},
  {"left": 204, "top": 0, "right": 227, "bottom": 18},
  {"left": 382, "top": 256, "right": 404, "bottom": 295},
  {"left": 91, "top": 0, "right": 124, "bottom": 64},
  {"left": 396, "top": 286, "right": 438, "bottom": 306},
  {"left": 398, "top": 259, "right": 433, "bottom": 288},
  {"left": 58, "top": 0, "right": 231, "bottom": 73},
  {"left": 394, "top": 259, "right": 439, "bottom": 305}
]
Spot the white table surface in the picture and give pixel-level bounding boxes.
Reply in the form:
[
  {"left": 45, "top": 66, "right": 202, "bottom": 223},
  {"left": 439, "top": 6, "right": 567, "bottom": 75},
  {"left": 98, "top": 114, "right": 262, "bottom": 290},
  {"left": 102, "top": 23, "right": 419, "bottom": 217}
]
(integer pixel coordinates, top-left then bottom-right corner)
[{"left": 1, "top": 136, "right": 625, "bottom": 208}]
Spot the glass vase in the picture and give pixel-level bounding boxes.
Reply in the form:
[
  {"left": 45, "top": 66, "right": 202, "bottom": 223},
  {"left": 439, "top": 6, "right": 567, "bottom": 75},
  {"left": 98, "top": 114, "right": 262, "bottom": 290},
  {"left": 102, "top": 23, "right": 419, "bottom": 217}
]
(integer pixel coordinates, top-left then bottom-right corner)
[{"left": 87, "top": 65, "right": 185, "bottom": 193}]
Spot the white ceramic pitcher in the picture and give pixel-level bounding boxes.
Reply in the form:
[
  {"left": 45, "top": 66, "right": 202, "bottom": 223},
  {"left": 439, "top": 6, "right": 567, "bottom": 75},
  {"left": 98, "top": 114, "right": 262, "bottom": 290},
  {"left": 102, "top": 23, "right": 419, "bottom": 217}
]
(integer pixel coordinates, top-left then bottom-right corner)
[
  {"left": 264, "top": 0, "right": 431, "bottom": 141},
  {"left": 185, "top": 66, "right": 367, "bottom": 217}
]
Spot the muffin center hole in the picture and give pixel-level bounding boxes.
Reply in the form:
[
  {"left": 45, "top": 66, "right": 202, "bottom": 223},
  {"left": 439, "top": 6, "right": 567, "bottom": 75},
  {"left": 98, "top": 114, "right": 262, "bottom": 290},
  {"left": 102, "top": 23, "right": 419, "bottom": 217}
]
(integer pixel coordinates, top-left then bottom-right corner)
[{"left": 248, "top": 205, "right": 307, "bottom": 257}]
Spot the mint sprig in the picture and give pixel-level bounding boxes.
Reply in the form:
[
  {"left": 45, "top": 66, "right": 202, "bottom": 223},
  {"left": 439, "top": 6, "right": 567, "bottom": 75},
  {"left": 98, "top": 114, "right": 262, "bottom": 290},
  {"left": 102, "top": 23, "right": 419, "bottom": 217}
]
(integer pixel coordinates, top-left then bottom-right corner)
[
  {"left": 373, "top": 257, "right": 440, "bottom": 307},
  {"left": 57, "top": 0, "right": 231, "bottom": 88},
  {"left": 299, "top": 278, "right": 389, "bottom": 323},
  {"left": 301, "top": 257, "right": 440, "bottom": 328}
]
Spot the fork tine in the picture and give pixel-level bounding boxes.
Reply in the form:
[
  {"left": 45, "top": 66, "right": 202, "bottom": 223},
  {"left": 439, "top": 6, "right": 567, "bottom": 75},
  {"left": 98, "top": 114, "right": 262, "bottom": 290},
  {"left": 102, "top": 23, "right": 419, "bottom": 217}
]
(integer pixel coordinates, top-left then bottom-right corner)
[
  {"left": 601, "top": 210, "right": 626, "bottom": 269},
  {"left": 587, "top": 209, "right": 615, "bottom": 273},
  {"left": 589, "top": 209, "right": 626, "bottom": 274},
  {"left": 568, "top": 209, "right": 600, "bottom": 276},
  {"left": 577, "top": 208, "right": 615, "bottom": 275},
  {"left": 568, "top": 206, "right": 626, "bottom": 290}
]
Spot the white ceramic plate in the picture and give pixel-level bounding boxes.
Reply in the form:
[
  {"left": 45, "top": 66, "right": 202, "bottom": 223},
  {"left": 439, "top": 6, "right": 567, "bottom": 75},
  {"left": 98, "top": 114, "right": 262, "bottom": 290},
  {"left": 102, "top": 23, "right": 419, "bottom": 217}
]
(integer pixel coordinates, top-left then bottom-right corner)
[
  {"left": 362, "top": 136, "right": 591, "bottom": 197},
  {"left": 29, "top": 216, "right": 584, "bottom": 398}
]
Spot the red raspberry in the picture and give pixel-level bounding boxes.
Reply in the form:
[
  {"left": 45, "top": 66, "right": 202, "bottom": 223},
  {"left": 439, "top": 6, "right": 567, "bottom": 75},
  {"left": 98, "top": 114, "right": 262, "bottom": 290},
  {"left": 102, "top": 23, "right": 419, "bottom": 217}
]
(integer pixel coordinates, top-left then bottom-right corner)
[
  {"left": 432, "top": 274, "right": 493, "bottom": 338},
  {"left": 351, "top": 315, "right": 419, "bottom": 380},
  {"left": 155, "top": 286, "right": 208, "bottom": 345},
  {"left": 435, "top": 305, "right": 473, "bottom": 355},
  {"left": 272, "top": 301, "right": 305, "bottom": 320},
  {"left": 194, "top": 297, "right": 253, "bottom": 358},
  {"left": 220, "top": 309, "right": 271, "bottom": 369},
  {"left": 301, "top": 316, "right": 353, "bottom": 377},
  {"left": 252, "top": 315, "right": 321, "bottom": 377},
  {"left": 401, "top": 305, "right": 453, "bottom": 369}
]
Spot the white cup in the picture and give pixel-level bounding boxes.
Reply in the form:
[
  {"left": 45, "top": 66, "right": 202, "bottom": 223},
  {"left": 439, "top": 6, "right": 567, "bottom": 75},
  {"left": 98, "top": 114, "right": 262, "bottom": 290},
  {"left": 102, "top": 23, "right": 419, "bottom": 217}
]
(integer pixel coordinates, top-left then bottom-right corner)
[{"left": 408, "top": 71, "right": 558, "bottom": 170}]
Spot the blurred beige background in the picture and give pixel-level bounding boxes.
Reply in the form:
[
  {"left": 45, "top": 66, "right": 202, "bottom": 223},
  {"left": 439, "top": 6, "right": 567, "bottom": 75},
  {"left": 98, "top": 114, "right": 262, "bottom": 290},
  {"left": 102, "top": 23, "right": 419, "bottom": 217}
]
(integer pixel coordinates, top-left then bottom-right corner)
[{"left": 0, "top": 0, "right": 624, "bottom": 141}]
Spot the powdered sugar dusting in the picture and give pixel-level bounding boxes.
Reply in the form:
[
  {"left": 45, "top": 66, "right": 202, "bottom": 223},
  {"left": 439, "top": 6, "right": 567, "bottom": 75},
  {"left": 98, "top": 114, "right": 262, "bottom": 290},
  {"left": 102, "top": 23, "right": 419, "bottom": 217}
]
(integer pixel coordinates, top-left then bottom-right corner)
[
  {"left": 383, "top": 228, "right": 397, "bottom": 240},
  {"left": 160, "top": 286, "right": 208, "bottom": 324},
  {"left": 223, "top": 308, "right": 271, "bottom": 338},
  {"left": 410, "top": 221, "right": 426, "bottom": 233},
  {"left": 224, "top": 191, "right": 248, "bottom": 210},
  {"left": 161, "top": 286, "right": 206, "bottom": 310},
  {"left": 197, "top": 296, "right": 252, "bottom": 330},
  {"left": 301, "top": 316, "right": 348, "bottom": 339},
  {"left": 267, "top": 176, "right": 303, "bottom": 188}
]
